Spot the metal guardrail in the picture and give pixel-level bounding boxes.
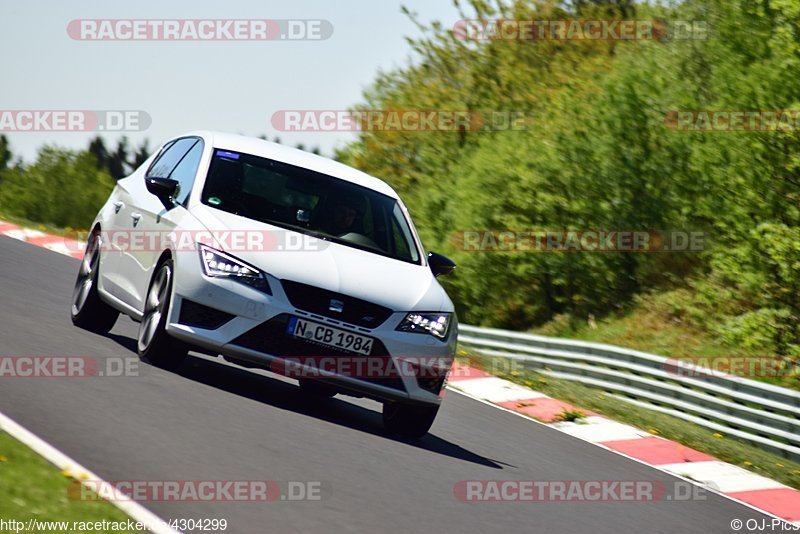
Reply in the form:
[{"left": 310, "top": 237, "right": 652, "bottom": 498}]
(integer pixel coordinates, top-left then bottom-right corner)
[{"left": 458, "top": 324, "right": 800, "bottom": 463}]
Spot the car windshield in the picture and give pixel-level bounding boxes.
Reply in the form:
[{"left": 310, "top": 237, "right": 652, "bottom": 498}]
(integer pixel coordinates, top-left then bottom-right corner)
[{"left": 201, "top": 149, "right": 421, "bottom": 264}]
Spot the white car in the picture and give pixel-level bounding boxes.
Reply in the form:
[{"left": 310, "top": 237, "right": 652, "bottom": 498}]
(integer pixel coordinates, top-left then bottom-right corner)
[{"left": 70, "top": 131, "right": 457, "bottom": 437}]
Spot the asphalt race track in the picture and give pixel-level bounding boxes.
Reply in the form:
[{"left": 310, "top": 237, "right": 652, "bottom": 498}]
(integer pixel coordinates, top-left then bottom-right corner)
[{"left": 0, "top": 235, "right": 766, "bottom": 533}]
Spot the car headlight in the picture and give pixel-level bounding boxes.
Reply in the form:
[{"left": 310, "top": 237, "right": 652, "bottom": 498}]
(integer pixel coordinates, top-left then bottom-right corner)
[
  {"left": 396, "top": 312, "right": 452, "bottom": 339},
  {"left": 198, "top": 244, "right": 271, "bottom": 294}
]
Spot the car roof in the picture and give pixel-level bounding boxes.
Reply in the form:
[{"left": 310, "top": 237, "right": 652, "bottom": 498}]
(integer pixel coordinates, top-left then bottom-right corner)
[{"left": 178, "top": 130, "right": 399, "bottom": 199}]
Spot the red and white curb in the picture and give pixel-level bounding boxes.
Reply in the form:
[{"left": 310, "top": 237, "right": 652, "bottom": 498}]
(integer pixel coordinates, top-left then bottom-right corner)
[
  {"left": 3, "top": 219, "right": 800, "bottom": 524},
  {"left": 0, "top": 221, "right": 85, "bottom": 259},
  {"left": 448, "top": 362, "right": 800, "bottom": 524}
]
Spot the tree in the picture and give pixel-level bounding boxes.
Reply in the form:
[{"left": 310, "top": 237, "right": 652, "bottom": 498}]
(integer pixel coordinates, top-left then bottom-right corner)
[
  {"left": 107, "top": 137, "right": 130, "bottom": 180},
  {"left": 88, "top": 136, "right": 109, "bottom": 170},
  {"left": 0, "top": 146, "right": 115, "bottom": 228},
  {"left": 337, "top": 0, "right": 800, "bottom": 351},
  {"left": 132, "top": 139, "right": 150, "bottom": 169},
  {"left": 0, "top": 134, "right": 11, "bottom": 171}
]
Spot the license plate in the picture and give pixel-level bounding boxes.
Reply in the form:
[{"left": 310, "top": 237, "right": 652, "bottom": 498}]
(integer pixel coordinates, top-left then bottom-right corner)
[{"left": 286, "top": 317, "right": 374, "bottom": 356}]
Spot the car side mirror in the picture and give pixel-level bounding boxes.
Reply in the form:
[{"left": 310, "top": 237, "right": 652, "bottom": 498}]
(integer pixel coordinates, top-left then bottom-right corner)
[
  {"left": 428, "top": 251, "right": 456, "bottom": 277},
  {"left": 145, "top": 177, "right": 179, "bottom": 209}
]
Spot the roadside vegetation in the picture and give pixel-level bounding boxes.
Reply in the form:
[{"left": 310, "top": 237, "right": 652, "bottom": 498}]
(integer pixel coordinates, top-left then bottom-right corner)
[
  {"left": 0, "top": 431, "right": 138, "bottom": 532},
  {"left": 0, "top": 135, "right": 126, "bottom": 230},
  {"left": 334, "top": 0, "right": 800, "bottom": 386},
  {"left": 533, "top": 289, "right": 800, "bottom": 390}
]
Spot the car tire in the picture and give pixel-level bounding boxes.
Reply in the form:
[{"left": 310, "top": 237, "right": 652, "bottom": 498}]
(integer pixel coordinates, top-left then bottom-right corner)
[
  {"left": 137, "top": 258, "right": 187, "bottom": 368},
  {"left": 71, "top": 229, "right": 119, "bottom": 334},
  {"left": 382, "top": 402, "right": 439, "bottom": 438},
  {"left": 298, "top": 378, "right": 337, "bottom": 398}
]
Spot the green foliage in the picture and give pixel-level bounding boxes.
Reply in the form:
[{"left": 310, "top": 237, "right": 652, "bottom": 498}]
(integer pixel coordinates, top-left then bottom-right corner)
[
  {"left": 339, "top": 0, "right": 800, "bottom": 354},
  {"left": 0, "top": 135, "right": 12, "bottom": 171},
  {"left": 717, "top": 308, "right": 797, "bottom": 355},
  {"left": 0, "top": 146, "right": 115, "bottom": 229}
]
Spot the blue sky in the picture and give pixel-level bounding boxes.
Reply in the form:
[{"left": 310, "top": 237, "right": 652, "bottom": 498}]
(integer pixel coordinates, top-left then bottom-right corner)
[{"left": 1, "top": 0, "right": 462, "bottom": 161}]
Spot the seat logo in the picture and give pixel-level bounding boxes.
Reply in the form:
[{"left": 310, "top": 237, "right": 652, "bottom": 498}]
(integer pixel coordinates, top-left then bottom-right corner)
[{"left": 329, "top": 299, "right": 344, "bottom": 313}]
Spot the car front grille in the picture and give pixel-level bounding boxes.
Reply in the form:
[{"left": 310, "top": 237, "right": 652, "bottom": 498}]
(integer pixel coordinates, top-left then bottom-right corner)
[{"left": 280, "top": 279, "right": 393, "bottom": 329}]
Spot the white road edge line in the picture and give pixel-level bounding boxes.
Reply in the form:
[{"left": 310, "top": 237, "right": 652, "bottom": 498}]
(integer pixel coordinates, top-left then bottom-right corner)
[
  {"left": 0, "top": 410, "right": 181, "bottom": 534},
  {"left": 446, "top": 386, "right": 798, "bottom": 527}
]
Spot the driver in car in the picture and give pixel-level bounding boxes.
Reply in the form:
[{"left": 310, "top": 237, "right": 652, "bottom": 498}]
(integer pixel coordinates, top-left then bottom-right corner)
[
  {"left": 325, "top": 195, "right": 364, "bottom": 236},
  {"left": 332, "top": 202, "right": 358, "bottom": 234}
]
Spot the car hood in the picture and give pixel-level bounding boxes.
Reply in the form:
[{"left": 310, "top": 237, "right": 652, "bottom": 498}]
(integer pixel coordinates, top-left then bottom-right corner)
[{"left": 190, "top": 204, "right": 452, "bottom": 312}]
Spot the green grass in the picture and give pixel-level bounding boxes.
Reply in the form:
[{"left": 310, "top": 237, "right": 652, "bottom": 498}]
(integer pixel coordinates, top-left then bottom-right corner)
[
  {"left": 531, "top": 291, "right": 800, "bottom": 391},
  {"left": 534, "top": 299, "right": 742, "bottom": 359},
  {"left": 555, "top": 409, "right": 587, "bottom": 422},
  {"left": 0, "top": 431, "right": 138, "bottom": 533},
  {"left": 458, "top": 351, "right": 800, "bottom": 490}
]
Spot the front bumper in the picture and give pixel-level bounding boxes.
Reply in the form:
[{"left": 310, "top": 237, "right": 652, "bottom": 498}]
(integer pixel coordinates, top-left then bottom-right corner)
[{"left": 165, "top": 250, "right": 456, "bottom": 405}]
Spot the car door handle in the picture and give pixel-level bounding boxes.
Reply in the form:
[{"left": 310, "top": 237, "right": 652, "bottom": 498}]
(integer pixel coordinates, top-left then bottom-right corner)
[
  {"left": 112, "top": 201, "right": 124, "bottom": 213},
  {"left": 131, "top": 213, "right": 142, "bottom": 227}
]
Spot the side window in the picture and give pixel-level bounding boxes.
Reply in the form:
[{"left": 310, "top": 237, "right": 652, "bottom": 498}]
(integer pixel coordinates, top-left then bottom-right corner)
[
  {"left": 169, "top": 141, "right": 204, "bottom": 206},
  {"left": 147, "top": 138, "right": 197, "bottom": 179}
]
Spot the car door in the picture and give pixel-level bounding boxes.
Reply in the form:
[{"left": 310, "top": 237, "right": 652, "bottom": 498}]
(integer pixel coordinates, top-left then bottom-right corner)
[
  {"left": 115, "top": 137, "right": 204, "bottom": 313},
  {"left": 96, "top": 180, "right": 137, "bottom": 303}
]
